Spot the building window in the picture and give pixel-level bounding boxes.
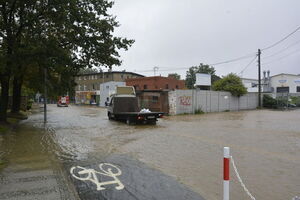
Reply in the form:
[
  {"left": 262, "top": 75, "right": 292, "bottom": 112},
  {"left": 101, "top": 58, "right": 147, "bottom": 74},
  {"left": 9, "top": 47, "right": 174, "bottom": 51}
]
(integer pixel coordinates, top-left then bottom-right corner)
[
  {"left": 78, "top": 85, "right": 81, "bottom": 91},
  {"left": 106, "top": 74, "right": 109, "bottom": 78},
  {"left": 165, "top": 84, "right": 169, "bottom": 89},
  {"left": 152, "top": 96, "right": 158, "bottom": 103},
  {"left": 276, "top": 87, "right": 289, "bottom": 93},
  {"left": 297, "top": 86, "right": 300, "bottom": 93},
  {"left": 144, "top": 84, "right": 147, "bottom": 89},
  {"left": 121, "top": 75, "right": 124, "bottom": 79},
  {"left": 92, "top": 84, "right": 95, "bottom": 90},
  {"left": 84, "top": 85, "right": 87, "bottom": 91},
  {"left": 176, "top": 85, "right": 179, "bottom": 89}
]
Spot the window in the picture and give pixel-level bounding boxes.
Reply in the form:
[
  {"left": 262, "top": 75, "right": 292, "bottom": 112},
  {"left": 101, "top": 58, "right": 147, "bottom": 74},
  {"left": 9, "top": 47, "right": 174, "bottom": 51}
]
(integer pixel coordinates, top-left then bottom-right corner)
[
  {"left": 78, "top": 85, "right": 81, "bottom": 91},
  {"left": 92, "top": 84, "right": 95, "bottom": 90},
  {"left": 84, "top": 76, "right": 86, "bottom": 80},
  {"left": 121, "top": 75, "right": 124, "bottom": 79},
  {"left": 176, "top": 85, "right": 179, "bottom": 89},
  {"left": 165, "top": 84, "right": 169, "bottom": 89},
  {"left": 83, "top": 85, "right": 87, "bottom": 91},
  {"left": 297, "top": 86, "right": 300, "bottom": 93},
  {"left": 152, "top": 96, "right": 159, "bottom": 103},
  {"left": 276, "top": 87, "right": 289, "bottom": 93},
  {"left": 144, "top": 84, "right": 147, "bottom": 89},
  {"left": 106, "top": 74, "right": 109, "bottom": 78}
]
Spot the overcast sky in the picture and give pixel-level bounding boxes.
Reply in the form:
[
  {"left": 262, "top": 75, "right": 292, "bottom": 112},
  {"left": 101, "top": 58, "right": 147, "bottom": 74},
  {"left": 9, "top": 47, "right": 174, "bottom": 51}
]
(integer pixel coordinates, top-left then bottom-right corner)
[{"left": 109, "top": 0, "right": 300, "bottom": 79}]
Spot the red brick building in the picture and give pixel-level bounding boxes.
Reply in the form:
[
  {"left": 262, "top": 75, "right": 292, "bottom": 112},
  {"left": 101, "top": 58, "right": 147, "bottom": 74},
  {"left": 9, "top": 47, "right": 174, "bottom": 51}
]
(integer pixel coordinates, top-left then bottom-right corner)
[
  {"left": 126, "top": 76, "right": 185, "bottom": 114},
  {"left": 126, "top": 76, "right": 185, "bottom": 91}
]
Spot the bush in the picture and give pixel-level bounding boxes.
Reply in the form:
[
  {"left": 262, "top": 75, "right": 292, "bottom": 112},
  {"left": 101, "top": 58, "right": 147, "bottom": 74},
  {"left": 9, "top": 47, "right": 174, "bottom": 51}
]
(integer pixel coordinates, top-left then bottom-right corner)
[
  {"left": 195, "top": 108, "right": 204, "bottom": 114},
  {"left": 290, "top": 96, "right": 300, "bottom": 107},
  {"left": 263, "top": 95, "right": 277, "bottom": 108},
  {"left": 27, "top": 99, "right": 34, "bottom": 110}
]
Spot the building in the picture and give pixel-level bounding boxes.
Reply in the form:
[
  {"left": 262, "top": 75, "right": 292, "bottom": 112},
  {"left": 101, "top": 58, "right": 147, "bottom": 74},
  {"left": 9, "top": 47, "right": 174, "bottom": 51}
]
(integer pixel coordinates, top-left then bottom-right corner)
[
  {"left": 241, "top": 78, "right": 259, "bottom": 93},
  {"left": 126, "top": 76, "right": 185, "bottom": 91},
  {"left": 269, "top": 73, "right": 300, "bottom": 94},
  {"left": 241, "top": 72, "right": 300, "bottom": 95},
  {"left": 74, "top": 71, "right": 144, "bottom": 104},
  {"left": 126, "top": 76, "right": 185, "bottom": 114},
  {"left": 99, "top": 81, "right": 125, "bottom": 107}
]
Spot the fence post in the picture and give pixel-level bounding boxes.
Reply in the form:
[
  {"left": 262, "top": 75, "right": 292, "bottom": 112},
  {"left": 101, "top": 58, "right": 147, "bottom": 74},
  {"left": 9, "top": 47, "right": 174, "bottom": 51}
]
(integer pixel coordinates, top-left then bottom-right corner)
[{"left": 223, "top": 147, "right": 230, "bottom": 200}]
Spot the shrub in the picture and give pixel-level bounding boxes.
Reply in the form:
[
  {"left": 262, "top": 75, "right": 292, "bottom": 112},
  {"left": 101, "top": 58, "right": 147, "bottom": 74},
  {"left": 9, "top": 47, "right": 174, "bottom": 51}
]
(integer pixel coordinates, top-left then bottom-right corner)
[{"left": 263, "top": 95, "right": 277, "bottom": 108}]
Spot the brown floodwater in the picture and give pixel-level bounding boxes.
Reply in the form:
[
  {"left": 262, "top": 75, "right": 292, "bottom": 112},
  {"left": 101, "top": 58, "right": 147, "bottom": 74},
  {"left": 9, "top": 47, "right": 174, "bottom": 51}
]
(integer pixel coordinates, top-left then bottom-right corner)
[{"left": 1, "top": 104, "right": 299, "bottom": 200}]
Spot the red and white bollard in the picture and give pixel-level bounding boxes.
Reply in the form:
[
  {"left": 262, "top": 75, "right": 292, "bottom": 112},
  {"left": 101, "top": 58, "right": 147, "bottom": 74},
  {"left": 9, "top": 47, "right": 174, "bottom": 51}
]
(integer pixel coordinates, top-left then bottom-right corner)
[{"left": 223, "top": 147, "right": 230, "bottom": 200}]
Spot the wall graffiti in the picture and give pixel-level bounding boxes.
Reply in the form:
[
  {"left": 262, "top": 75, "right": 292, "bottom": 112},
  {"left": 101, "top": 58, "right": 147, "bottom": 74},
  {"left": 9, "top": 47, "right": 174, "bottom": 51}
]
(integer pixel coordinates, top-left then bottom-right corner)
[
  {"left": 70, "top": 163, "right": 124, "bottom": 191},
  {"left": 179, "top": 96, "right": 192, "bottom": 106}
]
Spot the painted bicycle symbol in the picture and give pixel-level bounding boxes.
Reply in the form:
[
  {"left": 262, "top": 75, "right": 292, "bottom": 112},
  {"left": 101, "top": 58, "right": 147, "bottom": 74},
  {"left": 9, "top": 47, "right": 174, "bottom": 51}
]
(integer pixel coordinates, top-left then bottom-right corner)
[{"left": 70, "top": 163, "right": 124, "bottom": 191}]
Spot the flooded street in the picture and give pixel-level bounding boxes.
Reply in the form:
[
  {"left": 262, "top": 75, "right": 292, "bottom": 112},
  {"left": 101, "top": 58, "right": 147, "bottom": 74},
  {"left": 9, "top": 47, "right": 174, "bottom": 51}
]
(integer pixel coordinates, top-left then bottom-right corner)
[{"left": 1, "top": 104, "right": 300, "bottom": 200}]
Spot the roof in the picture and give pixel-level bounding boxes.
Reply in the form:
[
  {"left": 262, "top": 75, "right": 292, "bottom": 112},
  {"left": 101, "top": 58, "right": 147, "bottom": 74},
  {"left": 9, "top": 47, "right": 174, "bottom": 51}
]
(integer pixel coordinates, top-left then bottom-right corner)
[
  {"left": 75, "top": 71, "right": 144, "bottom": 77},
  {"left": 241, "top": 78, "right": 258, "bottom": 81},
  {"left": 126, "top": 76, "right": 184, "bottom": 81},
  {"left": 270, "top": 73, "right": 300, "bottom": 78}
]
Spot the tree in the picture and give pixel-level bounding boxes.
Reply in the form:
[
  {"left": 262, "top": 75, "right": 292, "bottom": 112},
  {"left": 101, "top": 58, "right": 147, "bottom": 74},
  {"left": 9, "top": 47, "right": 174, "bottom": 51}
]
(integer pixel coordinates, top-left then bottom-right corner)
[
  {"left": 0, "top": 0, "right": 134, "bottom": 121},
  {"left": 212, "top": 73, "right": 247, "bottom": 97},
  {"left": 168, "top": 73, "right": 181, "bottom": 80},
  {"left": 185, "top": 63, "right": 220, "bottom": 89},
  {"left": 79, "top": 67, "right": 99, "bottom": 75}
]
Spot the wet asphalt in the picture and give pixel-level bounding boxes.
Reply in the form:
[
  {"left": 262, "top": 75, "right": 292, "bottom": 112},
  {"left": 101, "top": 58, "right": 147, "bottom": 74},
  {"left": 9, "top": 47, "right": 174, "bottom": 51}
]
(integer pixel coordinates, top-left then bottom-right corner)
[{"left": 1, "top": 104, "right": 300, "bottom": 200}]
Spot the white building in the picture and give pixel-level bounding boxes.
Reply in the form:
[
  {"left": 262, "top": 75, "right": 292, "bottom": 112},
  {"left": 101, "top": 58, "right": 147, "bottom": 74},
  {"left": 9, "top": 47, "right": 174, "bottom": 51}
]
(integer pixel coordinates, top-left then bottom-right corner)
[
  {"left": 241, "top": 78, "right": 258, "bottom": 93},
  {"left": 269, "top": 73, "right": 300, "bottom": 94},
  {"left": 99, "top": 81, "right": 125, "bottom": 107},
  {"left": 241, "top": 73, "right": 300, "bottom": 95}
]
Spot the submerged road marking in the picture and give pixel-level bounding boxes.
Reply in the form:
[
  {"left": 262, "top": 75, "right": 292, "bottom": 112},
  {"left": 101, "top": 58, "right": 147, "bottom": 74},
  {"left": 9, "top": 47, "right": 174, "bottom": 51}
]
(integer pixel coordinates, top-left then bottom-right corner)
[{"left": 70, "top": 163, "right": 124, "bottom": 191}]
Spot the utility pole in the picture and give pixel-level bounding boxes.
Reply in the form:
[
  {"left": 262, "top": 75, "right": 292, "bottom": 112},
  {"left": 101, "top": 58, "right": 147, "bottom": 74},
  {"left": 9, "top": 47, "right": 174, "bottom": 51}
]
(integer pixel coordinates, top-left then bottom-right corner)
[
  {"left": 44, "top": 67, "right": 47, "bottom": 123},
  {"left": 153, "top": 66, "right": 158, "bottom": 76},
  {"left": 258, "top": 49, "right": 261, "bottom": 108}
]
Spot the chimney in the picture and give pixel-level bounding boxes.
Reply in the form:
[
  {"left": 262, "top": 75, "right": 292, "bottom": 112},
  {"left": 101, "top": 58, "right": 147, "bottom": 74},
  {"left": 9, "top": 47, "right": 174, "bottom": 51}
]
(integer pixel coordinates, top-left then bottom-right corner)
[
  {"left": 263, "top": 71, "right": 266, "bottom": 81},
  {"left": 267, "top": 70, "right": 270, "bottom": 80}
]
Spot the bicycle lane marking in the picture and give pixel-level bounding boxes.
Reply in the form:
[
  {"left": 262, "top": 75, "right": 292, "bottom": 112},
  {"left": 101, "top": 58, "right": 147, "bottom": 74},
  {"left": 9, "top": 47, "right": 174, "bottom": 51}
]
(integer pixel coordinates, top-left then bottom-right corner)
[{"left": 70, "top": 163, "right": 124, "bottom": 191}]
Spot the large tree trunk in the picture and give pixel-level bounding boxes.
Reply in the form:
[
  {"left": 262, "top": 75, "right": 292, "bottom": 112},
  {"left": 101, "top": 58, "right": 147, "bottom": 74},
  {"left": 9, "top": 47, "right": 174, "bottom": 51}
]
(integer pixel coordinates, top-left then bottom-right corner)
[
  {"left": 11, "top": 75, "right": 23, "bottom": 113},
  {"left": 0, "top": 76, "right": 10, "bottom": 123}
]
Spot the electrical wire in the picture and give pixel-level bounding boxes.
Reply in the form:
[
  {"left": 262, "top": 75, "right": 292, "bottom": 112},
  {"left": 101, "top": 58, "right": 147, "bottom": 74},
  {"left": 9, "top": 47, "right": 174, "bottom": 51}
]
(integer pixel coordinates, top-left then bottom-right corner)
[
  {"left": 262, "top": 25, "right": 300, "bottom": 51},
  {"left": 134, "top": 53, "right": 256, "bottom": 73},
  {"left": 262, "top": 39, "right": 300, "bottom": 59},
  {"left": 238, "top": 55, "right": 258, "bottom": 76},
  {"left": 262, "top": 48, "right": 300, "bottom": 65}
]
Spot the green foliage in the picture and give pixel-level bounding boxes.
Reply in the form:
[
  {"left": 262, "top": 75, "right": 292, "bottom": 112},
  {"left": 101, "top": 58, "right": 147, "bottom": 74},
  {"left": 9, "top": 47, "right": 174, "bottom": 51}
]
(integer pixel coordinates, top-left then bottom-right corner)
[
  {"left": 0, "top": 0, "right": 134, "bottom": 120},
  {"left": 263, "top": 95, "right": 277, "bottom": 108},
  {"left": 185, "top": 63, "right": 220, "bottom": 89},
  {"left": 212, "top": 73, "right": 247, "bottom": 97},
  {"left": 290, "top": 96, "right": 300, "bottom": 106},
  {"left": 194, "top": 108, "right": 204, "bottom": 114},
  {"left": 168, "top": 73, "right": 181, "bottom": 80}
]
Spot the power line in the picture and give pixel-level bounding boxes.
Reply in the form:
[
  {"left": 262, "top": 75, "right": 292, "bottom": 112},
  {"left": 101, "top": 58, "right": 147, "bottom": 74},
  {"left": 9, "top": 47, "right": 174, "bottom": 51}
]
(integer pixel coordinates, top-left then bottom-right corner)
[
  {"left": 262, "top": 25, "right": 300, "bottom": 51},
  {"left": 238, "top": 55, "right": 258, "bottom": 76},
  {"left": 208, "top": 53, "right": 256, "bottom": 66},
  {"left": 262, "top": 39, "right": 300, "bottom": 59},
  {"left": 134, "top": 53, "right": 256, "bottom": 73},
  {"left": 262, "top": 48, "right": 300, "bottom": 65}
]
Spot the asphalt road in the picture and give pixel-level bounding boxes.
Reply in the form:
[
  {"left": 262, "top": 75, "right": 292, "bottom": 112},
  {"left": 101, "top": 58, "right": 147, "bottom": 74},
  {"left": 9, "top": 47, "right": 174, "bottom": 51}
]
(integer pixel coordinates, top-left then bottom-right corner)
[{"left": 1, "top": 104, "right": 300, "bottom": 200}]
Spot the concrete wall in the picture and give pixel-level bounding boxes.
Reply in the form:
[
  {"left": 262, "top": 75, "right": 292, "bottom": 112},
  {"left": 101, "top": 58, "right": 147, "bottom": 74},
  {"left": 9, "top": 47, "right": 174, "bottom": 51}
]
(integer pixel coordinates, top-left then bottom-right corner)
[{"left": 168, "top": 90, "right": 258, "bottom": 115}]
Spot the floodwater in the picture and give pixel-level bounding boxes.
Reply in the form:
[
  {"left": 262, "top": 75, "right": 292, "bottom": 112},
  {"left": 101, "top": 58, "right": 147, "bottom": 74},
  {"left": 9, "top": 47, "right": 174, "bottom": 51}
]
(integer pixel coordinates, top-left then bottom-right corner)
[{"left": 1, "top": 104, "right": 300, "bottom": 200}]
